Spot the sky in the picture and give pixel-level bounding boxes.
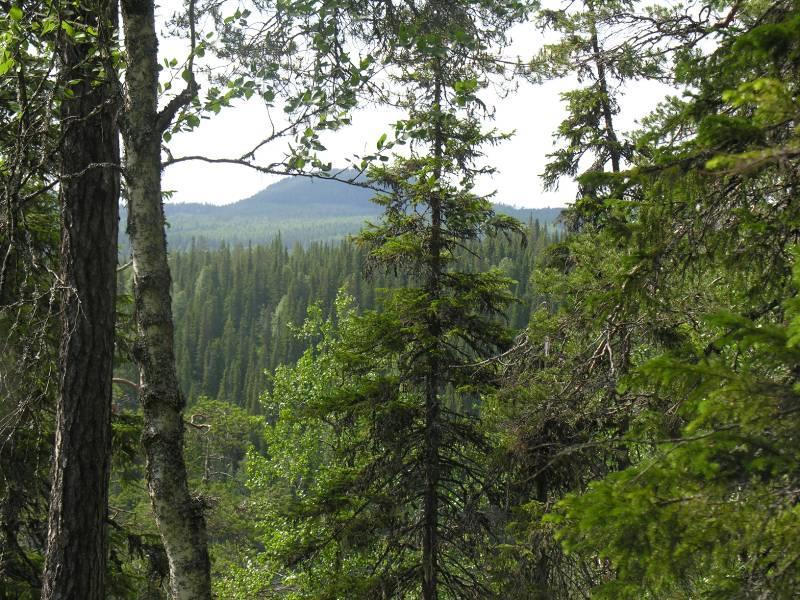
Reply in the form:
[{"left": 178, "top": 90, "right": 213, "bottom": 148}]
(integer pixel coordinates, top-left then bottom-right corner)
[{"left": 159, "top": 10, "right": 673, "bottom": 209}]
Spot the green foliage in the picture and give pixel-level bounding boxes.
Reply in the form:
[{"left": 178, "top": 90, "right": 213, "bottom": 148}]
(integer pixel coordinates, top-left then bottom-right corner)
[
  {"left": 553, "top": 276, "right": 800, "bottom": 598},
  {"left": 7, "top": 0, "right": 800, "bottom": 596},
  {"left": 154, "top": 221, "right": 556, "bottom": 412},
  {"left": 498, "top": 1, "right": 800, "bottom": 598},
  {"left": 221, "top": 295, "right": 386, "bottom": 599}
]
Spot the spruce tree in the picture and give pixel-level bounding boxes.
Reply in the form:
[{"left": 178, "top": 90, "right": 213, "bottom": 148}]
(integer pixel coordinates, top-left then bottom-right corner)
[
  {"left": 497, "top": 0, "right": 800, "bottom": 597},
  {"left": 548, "top": 1, "right": 800, "bottom": 596},
  {"left": 245, "top": 1, "right": 527, "bottom": 597}
]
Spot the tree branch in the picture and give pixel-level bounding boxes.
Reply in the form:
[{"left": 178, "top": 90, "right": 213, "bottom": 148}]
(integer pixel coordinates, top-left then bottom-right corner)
[{"left": 155, "top": 0, "right": 199, "bottom": 133}]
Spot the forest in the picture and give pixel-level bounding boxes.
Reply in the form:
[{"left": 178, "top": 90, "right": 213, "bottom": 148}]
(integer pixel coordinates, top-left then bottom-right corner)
[{"left": 1, "top": 0, "right": 799, "bottom": 598}]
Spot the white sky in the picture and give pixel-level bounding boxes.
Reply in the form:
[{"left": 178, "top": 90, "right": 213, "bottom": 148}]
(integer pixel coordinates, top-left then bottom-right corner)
[{"left": 158, "top": 9, "right": 672, "bottom": 208}]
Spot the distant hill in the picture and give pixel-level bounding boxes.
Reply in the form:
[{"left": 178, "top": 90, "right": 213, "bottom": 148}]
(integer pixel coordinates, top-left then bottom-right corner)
[{"left": 121, "top": 173, "right": 564, "bottom": 251}]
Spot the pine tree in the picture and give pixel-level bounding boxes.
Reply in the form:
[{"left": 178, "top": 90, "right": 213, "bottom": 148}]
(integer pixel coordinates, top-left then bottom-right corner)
[{"left": 42, "top": 0, "right": 121, "bottom": 593}]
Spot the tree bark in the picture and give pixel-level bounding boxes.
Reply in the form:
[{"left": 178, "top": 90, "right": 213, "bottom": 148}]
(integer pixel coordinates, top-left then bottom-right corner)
[
  {"left": 41, "top": 1, "right": 120, "bottom": 597},
  {"left": 120, "top": 0, "right": 211, "bottom": 597}
]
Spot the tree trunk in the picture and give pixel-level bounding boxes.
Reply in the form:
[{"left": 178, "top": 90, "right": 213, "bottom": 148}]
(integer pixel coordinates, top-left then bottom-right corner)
[
  {"left": 422, "top": 372, "right": 441, "bottom": 600},
  {"left": 41, "top": 1, "right": 120, "bottom": 597},
  {"left": 422, "top": 69, "right": 444, "bottom": 600},
  {"left": 587, "top": 0, "right": 621, "bottom": 173},
  {"left": 120, "top": 0, "right": 211, "bottom": 597}
]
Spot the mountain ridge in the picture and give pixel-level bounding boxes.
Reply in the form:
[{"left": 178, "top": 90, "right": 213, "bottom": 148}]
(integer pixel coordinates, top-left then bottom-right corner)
[{"left": 121, "top": 173, "right": 565, "bottom": 250}]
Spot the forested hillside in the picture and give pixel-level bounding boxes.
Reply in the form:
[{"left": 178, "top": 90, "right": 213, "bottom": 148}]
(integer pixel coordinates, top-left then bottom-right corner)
[
  {"left": 165, "top": 220, "right": 556, "bottom": 411},
  {"left": 121, "top": 172, "right": 562, "bottom": 249},
  {"left": 2, "top": 0, "right": 799, "bottom": 598}
]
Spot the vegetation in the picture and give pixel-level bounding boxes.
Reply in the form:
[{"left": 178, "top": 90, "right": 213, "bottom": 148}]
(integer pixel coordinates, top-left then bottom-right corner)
[
  {"left": 1, "top": 0, "right": 799, "bottom": 597},
  {"left": 489, "top": 0, "right": 800, "bottom": 598},
  {"left": 156, "top": 220, "right": 556, "bottom": 412},
  {"left": 121, "top": 171, "right": 561, "bottom": 250}
]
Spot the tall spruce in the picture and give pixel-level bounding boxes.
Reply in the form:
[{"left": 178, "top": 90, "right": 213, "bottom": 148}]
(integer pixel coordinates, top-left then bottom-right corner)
[
  {"left": 353, "top": 3, "right": 528, "bottom": 593},
  {"left": 529, "top": 0, "right": 664, "bottom": 207},
  {"left": 245, "top": 1, "right": 528, "bottom": 597}
]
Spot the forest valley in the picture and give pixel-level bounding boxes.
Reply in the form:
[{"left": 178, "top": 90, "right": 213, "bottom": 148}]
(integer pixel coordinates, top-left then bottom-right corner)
[{"left": 1, "top": 0, "right": 799, "bottom": 598}]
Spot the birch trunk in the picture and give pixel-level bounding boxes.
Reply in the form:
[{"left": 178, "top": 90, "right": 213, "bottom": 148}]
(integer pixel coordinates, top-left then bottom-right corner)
[
  {"left": 120, "top": 0, "right": 211, "bottom": 596},
  {"left": 41, "top": 1, "right": 120, "bottom": 596}
]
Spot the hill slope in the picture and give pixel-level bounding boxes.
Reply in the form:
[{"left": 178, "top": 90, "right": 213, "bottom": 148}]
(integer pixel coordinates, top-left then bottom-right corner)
[{"left": 122, "top": 174, "right": 564, "bottom": 249}]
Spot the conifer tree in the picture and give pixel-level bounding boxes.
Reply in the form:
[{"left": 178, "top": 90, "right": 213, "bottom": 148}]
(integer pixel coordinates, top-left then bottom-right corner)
[
  {"left": 243, "top": 1, "right": 527, "bottom": 597},
  {"left": 533, "top": 0, "right": 631, "bottom": 190},
  {"left": 497, "top": 0, "right": 800, "bottom": 597},
  {"left": 42, "top": 0, "right": 121, "bottom": 594},
  {"left": 489, "top": 1, "right": 782, "bottom": 597},
  {"left": 547, "top": 1, "right": 800, "bottom": 596}
]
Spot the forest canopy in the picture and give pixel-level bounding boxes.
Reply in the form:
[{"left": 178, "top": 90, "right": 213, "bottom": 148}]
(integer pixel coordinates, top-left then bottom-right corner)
[{"left": 1, "top": 0, "right": 799, "bottom": 598}]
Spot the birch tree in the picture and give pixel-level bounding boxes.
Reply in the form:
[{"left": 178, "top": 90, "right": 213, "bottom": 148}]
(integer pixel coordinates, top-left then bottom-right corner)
[
  {"left": 118, "top": 0, "right": 374, "bottom": 595},
  {"left": 118, "top": 0, "right": 212, "bottom": 593}
]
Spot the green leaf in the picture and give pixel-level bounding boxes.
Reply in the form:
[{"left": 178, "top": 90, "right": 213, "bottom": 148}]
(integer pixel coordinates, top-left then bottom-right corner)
[
  {"left": 0, "top": 59, "right": 15, "bottom": 76},
  {"left": 9, "top": 5, "right": 23, "bottom": 20}
]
